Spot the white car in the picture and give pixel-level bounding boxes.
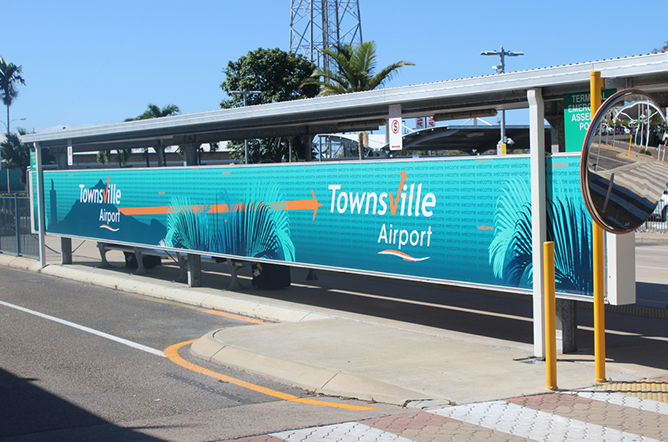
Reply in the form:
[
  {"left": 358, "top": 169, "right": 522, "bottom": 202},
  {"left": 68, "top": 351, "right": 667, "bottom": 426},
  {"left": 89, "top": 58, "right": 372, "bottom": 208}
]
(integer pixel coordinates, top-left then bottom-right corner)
[{"left": 651, "top": 188, "right": 668, "bottom": 222}]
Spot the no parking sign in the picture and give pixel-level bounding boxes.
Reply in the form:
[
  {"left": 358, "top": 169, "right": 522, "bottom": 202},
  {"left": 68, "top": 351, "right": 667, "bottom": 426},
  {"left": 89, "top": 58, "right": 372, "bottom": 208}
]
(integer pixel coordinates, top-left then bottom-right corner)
[{"left": 389, "top": 104, "right": 402, "bottom": 151}]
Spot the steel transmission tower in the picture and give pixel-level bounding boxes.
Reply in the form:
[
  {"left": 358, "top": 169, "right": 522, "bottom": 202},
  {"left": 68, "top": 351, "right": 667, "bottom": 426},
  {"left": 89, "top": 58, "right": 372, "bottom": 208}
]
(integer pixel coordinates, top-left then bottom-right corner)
[{"left": 289, "top": 0, "right": 363, "bottom": 72}]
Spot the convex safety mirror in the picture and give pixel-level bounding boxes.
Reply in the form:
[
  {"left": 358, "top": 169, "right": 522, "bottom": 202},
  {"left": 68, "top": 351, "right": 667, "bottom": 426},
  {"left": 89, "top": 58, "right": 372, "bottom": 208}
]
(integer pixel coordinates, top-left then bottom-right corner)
[{"left": 581, "top": 89, "right": 668, "bottom": 233}]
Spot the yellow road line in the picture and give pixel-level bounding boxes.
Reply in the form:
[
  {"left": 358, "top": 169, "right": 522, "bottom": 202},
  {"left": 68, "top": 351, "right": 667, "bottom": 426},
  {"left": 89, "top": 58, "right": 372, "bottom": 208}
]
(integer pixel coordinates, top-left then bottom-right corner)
[
  {"left": 202, "top": 309, "right": 270, "bottom": 324},
  {"left": 164, "top": 340, "right": 374, "bottom": 411}
]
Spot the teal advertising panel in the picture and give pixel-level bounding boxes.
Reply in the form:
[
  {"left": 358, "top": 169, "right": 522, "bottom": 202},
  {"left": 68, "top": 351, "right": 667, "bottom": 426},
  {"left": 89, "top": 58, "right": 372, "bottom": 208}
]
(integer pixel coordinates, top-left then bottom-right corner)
[{"left": 39, "top": 155, "right": 593, "bottom": 297}]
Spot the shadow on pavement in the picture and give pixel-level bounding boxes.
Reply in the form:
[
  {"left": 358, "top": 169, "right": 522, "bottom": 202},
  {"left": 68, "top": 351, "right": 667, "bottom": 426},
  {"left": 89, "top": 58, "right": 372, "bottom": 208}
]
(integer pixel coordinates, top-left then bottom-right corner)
[
  {"left": 0, "top": 367, "right": 167, "bottom": 442},
  {"left": 42, "top": 241, "right": 668, "bottom": 374},
  {"left": 635, "top": 281, "right": 668, "bottom": 309}
]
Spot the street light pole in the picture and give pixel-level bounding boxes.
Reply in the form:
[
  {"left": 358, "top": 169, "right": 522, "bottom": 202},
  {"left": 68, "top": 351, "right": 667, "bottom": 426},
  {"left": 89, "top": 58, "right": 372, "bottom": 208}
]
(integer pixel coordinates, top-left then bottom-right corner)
[
  {"left": 480, "top": 46, "right": 524, "bottom": 148},
  {"left": 229, "top": 90, "right": 261, "bottom": 164}
]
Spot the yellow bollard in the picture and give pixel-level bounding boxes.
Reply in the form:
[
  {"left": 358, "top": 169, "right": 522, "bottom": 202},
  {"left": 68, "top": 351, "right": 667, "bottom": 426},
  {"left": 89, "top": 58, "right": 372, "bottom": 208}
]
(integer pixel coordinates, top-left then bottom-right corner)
[
  {"left": 593, "top": 224, "right": 606, "bottom": 382},
  {"left": 544, "top": 241, "right": 557, "bottom": 390},
  {"left": 590, "top": 70, "right": 606, "bottom": 383}
]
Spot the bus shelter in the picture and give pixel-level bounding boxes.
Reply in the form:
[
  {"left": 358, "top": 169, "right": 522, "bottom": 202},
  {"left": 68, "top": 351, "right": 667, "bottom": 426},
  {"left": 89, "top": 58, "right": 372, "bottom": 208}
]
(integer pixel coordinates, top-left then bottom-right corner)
[{"left": 22, "top": 52, "right": 668, "bottom": 356}]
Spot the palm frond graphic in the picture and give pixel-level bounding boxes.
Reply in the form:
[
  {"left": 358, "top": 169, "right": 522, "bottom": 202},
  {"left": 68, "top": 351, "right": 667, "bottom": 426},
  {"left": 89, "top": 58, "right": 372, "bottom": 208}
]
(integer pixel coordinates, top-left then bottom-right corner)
[
  {"left": 488, "top": 177, "right": 593, "bottom": 294},
  {"left": 213, "top": 184, "right": 295, "bottom": 261},
  {"left": 164, "top": 186, "right": 295, "bottom": 261},
  {"left": 164, "top": 197, "right": 211, "bottom": 251}
]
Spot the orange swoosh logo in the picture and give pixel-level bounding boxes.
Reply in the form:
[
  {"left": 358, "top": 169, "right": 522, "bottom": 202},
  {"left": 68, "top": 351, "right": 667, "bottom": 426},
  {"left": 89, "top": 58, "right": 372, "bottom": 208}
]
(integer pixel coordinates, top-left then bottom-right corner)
[{"left": 378, "top": 249, "right": 429, "bottom": 262}]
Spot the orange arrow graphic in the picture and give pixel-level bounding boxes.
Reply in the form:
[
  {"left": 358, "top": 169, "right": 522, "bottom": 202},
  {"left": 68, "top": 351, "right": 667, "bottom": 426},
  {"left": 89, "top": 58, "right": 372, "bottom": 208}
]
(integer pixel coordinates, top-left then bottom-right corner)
[
  {"left": 118, "top": 191, "right": 323, "bottom": 221},
  {"left": 284, "top": 190, "right": 322, "bottom": 221},
  {"left": 118, "top": 206, "right": 171, "bottom": 215}
]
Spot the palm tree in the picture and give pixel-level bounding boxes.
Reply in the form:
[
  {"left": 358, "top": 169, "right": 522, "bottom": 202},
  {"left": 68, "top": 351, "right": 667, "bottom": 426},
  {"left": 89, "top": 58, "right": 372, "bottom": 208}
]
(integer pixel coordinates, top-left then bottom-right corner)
[
  {"left": 302, "top": 41, "right": 413, "bottom": 158},
  {"left": 127, "top": 104, "right": 180, "bottom": 167},
  {"left": 129, "top": 103, "right": 180, "bottom": 121},
  {"left": 97, "top": 104, "right": 180, "bottom": 167},
  {"left": 302, "top": 41, "right": 414, "bottom": 96},
  {"left": 0, "top": 57, "right": 26, "bottom": 134}
]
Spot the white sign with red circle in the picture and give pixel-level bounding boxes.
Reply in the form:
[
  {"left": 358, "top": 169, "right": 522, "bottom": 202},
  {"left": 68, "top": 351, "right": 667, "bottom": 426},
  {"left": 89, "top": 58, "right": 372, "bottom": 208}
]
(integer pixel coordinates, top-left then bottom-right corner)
[{"left": 389, "top": 117, "right": 402, "bottom": 151}]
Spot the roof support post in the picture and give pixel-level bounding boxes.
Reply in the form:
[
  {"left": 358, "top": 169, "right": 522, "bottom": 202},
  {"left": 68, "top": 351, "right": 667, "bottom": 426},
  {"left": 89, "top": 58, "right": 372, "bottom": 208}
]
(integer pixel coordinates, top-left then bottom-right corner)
[
  {"left": 180, "top": 141, "right": 202, "bottom": 286},
  {"left": 304, "top": 132, "right": 312, "bottom": 162},
  {"left": 34, "top": 142, "right": 47, "bottom": 268},
  {"left": 50, "top": 147, "right": 72, "bottom": 264},
  {"left": 155, "top": 144, "right": 166, "bottom": 167},
  {"left": 528, "top": 88, "right": 546, "bottom": 358},
  {"left": 182, "top": 143, "right": 200, "bottom": 166}
]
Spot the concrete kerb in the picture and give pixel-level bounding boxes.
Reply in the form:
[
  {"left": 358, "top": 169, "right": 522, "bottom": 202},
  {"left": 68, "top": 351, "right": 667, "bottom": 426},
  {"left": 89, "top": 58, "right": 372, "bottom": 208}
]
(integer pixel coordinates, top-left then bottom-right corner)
[
  {"left": 5, "top": 249, "right": 668, "bottom": 407},
  {"left": 0, "top": 253, "right": 44, "bottom": 273},
  {"left": 191, "top": 329, "right": 430, "bottom": 406},
  {"left": 0, "top": 253, "right": 333, "bottom": 325},
  {"left": 1, "top": 252, "right": 436, "bottom": 405}
]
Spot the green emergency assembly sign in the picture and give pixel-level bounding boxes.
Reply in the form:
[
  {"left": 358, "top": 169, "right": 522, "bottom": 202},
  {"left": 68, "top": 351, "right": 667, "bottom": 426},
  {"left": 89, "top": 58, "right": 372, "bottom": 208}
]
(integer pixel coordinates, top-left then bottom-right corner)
[{"left": 564, "top": 89, "right": 615, "bottom": 152}]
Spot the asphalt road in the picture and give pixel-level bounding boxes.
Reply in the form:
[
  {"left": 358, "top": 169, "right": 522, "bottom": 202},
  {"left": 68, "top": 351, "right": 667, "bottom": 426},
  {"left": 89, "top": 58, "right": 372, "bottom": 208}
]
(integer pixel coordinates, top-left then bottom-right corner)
[
  {"left": 2, "top": 238, "right": 667, "bottom": 440},
  {"left": 0, "top": 267, "right": 398, "bottom": 442}
]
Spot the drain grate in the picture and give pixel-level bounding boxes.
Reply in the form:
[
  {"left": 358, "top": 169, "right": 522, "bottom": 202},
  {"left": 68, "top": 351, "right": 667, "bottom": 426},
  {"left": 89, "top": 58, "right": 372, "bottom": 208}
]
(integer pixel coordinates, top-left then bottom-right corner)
[{"left": 515, "top": 356, "right": 545, "bottom": 364}]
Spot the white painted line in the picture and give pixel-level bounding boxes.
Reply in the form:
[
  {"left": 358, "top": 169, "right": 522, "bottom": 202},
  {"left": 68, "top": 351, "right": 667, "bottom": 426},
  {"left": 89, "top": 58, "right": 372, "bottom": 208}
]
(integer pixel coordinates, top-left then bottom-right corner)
[
  {"left": 636, "top": 265, "right": 668, "bottom": 270},
  {"left": 272, "top": 422, "right": 413, "bottom": 442},
  {"left": 576, "top": 389, "right": 668, "bottom": 416},
  {"left": 428, "top": 401, "right": 660, "bottom": 442},
  {"left": 636, "top": 248, "right": 668, "bottom": 253},
  {"left": 576, "top": 325, "right": 668, "bottom": 342},
  {"left": 0, "top": 299, "right": 165, "bottom": 358}
]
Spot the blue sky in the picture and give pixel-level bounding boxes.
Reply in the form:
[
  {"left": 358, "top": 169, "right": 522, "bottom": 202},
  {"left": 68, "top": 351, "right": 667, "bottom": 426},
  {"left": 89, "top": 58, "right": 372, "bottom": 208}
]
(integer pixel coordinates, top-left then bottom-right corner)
[{"left": 3, "top": 0, "right": 667, "bottom": 134}]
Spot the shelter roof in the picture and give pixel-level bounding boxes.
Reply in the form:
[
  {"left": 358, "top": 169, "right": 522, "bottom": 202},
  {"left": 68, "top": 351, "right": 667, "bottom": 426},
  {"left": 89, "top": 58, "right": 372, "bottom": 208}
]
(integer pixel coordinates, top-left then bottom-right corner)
[{"left": 22, "top": 53, "right": 668, "bottom": 153}]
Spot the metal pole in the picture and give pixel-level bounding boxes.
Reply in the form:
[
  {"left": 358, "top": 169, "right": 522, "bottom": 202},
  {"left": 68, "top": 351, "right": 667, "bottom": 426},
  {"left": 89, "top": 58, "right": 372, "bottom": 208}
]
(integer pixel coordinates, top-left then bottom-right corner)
[
  {"left": 528, "top": 88, "right": 547, "bottom": 358},
  {"left": 14, "top": 193, "right": 20, "bottom": 255},
  {"left": 480, "top": 47, "right": 523, "bottom": 146},
  {"left": 243, "top": 94, "right": 248, "bottom": 165},
  {"left": 590, "top": 70, "right": 606, "bottom": 383},
  {"left": 229, "top": 90, "right": 261, "bottom": 164},
  {"left": 34, "top": 142, "right": 47, "bottom": 267},
  {"left": 544, "top": 241, "right": 557, "bottom": 390},
  {"left": 501, "top": 109, "right": 506, "bottom": 147}
]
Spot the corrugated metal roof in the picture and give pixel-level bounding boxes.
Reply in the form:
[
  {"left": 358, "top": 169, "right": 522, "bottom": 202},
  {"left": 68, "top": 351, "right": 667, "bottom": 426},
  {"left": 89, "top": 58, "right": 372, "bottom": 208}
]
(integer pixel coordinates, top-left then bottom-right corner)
[{"left": 22, "top": 52, "right": 668, "bottom": 152}]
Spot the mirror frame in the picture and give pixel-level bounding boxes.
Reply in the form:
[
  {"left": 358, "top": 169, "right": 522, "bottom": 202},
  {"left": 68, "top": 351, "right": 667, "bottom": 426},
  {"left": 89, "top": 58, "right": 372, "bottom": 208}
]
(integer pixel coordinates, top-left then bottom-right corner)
[{"left": 580, "top": 88, "right": 668, "bottom": 233}]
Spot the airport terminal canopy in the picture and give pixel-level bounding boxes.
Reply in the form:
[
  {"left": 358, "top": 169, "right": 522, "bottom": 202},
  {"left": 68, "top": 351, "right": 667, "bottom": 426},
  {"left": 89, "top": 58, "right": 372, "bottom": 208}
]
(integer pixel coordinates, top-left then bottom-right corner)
[{"left": 22, "top": 53, "right": 668, "bottom": 153}]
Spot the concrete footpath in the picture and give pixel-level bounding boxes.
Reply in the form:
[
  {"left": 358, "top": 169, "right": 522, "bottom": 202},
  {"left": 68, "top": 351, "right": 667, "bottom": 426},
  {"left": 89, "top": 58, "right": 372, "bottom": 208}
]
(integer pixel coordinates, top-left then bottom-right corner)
[{"left": 1, "top": 236, "right": 667, "bottom": 409}]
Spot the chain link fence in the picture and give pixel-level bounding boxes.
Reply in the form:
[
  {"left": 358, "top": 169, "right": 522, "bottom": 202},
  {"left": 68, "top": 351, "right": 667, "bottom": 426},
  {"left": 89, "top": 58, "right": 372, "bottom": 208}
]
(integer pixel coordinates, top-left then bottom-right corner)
[{"left": 0, "top": 195, "right": 39, "bottom": 258}]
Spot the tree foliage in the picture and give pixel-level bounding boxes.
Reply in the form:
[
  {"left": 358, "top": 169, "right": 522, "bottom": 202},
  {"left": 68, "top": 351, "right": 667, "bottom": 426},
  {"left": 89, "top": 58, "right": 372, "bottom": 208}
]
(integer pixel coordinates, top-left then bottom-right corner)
[
  {"left": 654, "top": 40, "right": 668, "bottom": 53},
  {"left": 96, "top": 149, "right": 130, "bottom": 168},
  {"left": 220, "top": 48, "right": 318, "bottom": 108},
  {"left": 301, "top": 41, "right": 413, "bottom": 159},
  {"left": 220, "top": 48, "right": 318, "bottom": 163},
  {"left": 124, "top": 103, "right": 180, "bottom": 121},
  {"left": 97, "top": 103, "right": 181, "bottom": 167},
  {"left": 0, "top": 57, "right": 26, "bottom": 133},
  {"left": 1, "top": 128, "right": 53, "bottom": 185},
  {"left": 301, "top": 41, "right": 414, "bottom": 95}
]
